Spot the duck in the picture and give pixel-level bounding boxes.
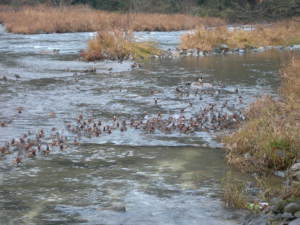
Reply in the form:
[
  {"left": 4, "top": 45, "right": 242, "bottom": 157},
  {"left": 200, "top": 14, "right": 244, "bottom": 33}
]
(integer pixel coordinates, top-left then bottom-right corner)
[{"left": 191, "top": 77, "right": 213, "bottom": 89}]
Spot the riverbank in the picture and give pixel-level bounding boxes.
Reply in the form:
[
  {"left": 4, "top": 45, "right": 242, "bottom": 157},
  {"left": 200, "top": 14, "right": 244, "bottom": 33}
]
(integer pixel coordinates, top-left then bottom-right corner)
[
  {"left": 224, "top": 58, "right": 300, "bottom": 225},
  {"left": 180, "top": 19, "right": 300, "bottom": 53},
  {"left": 0, "top": 5, "right": 224, "bottom": 34},
  {"left": 83, "top": 22, "right": 300, "bottom": 62}
]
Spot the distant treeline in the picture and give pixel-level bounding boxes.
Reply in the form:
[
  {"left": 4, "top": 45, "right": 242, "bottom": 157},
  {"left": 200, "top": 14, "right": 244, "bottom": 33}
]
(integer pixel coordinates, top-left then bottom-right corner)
[{"left": 1, "top": 0, "right": 300, "bottom": 21}]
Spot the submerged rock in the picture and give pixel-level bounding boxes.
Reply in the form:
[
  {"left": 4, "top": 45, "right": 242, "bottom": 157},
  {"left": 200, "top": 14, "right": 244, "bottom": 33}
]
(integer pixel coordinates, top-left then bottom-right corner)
[{"left": 99, "top": 204, "right": 126, "bottom": 212}]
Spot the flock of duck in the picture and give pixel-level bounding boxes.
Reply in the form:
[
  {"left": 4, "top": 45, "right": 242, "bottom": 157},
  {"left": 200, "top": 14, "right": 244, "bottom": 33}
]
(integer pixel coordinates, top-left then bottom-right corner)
[
  {"left": 0, "top": 127, "right": 69, "bottom": 165},
  {"left": 0, "top": 76, "right": 246, "bottom": 166},
  {"left": 66, "top": 99, "right": 244, "bottom": 139}
]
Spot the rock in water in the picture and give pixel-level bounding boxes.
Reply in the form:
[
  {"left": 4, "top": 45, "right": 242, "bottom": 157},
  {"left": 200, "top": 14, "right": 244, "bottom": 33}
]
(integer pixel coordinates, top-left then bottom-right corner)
[
  {"left": 291, "top": 163, "right": 300, "bottom": 171},
  {"left": 292, "top": 171, "right": 300, "bottom": 181},
  {"left": 219, "top": 44, "right": 229, "bottom": 51},
  {"left": 284, "top": 203, "right": 300, "bottom": 214},
  {"left": 241, "top": 214, "right": 268, "bottom": 225},
  {"left": 289, "top": 218, "right": 300, "bottom": 225},
  {"left": 295, "top": 211, "right": 300, "bottom": 218}
]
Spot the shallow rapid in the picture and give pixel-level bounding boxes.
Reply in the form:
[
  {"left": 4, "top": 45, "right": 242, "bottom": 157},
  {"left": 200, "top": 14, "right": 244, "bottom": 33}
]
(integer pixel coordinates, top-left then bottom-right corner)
[{"left": 0, "top": 26, "right": 295, "bottom": 225}]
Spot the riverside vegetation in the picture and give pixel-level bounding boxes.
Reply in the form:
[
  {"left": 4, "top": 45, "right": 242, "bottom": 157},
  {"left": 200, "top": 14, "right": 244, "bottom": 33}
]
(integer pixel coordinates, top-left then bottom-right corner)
[
  {"left": 81, "top": 31, "right": 162, "bottom": 61},
  {"left": 0, "top": 5, "right": 224, "bottom": 34},
  {"left": 180, "top": 19, "right": 300, "bottom": 52},
  {"left": 222, "top": 59, "right": 300, "bottom": 224},
  {"left": 82, "top": 18, "right": 300, "bottom": 61},
  {"left": 224, "top": 58, "right": 300, "bottom": 174},
  {"left": 3, "top": 0, "right": 300, "bottom": 22}
]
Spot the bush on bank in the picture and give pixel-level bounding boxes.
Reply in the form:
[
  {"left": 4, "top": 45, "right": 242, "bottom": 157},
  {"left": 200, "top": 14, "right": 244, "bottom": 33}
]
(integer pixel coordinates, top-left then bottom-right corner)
[{"left": 224, "top": 58, "right": 300, "bottom": 173}]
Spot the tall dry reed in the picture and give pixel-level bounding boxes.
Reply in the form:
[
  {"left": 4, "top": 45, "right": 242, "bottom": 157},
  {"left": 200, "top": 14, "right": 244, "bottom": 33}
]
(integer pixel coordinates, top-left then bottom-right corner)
[
  {"left": 181, "top": 19, "right": 300, "bottom": 51},
  {"left": 224, "top": 58, "right": 300, "bottom": 173},
  {"left": 82, "top": 30, "right": 162, "bottom": 61},
  {"left": 0, "top": 5, "right": 224, "bottom": 34}
]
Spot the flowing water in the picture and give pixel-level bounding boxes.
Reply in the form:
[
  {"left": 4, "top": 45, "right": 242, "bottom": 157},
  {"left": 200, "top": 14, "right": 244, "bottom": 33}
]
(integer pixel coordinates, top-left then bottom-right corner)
[{"left": 0, "top": 26, "right": 297, "bottom": 225}]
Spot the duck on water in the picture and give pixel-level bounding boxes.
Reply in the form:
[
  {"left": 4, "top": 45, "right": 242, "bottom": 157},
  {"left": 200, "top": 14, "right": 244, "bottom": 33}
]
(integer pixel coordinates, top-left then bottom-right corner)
[{"left": 191, "top": 77, "right": 213, "bottom": 89}]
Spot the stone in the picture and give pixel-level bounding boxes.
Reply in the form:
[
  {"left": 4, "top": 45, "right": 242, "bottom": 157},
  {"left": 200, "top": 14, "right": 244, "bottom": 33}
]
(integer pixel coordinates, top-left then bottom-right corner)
[
  {"left": 292, "top": 45, "right": 300, "bottom": 50},
  {"left": 289, "top": 218, "right": 300, "bottom": 225},
  {"left": 272, "top": 205, "right": 281, "bottom": 214},
  {"left": 295, "top": 211, "right": 300, "bottom": 218},
  {"left": 271, "top": 198, "right": 281, "bottom": 205},
  {"left": 213, "top": 48, "right": 222, "bottom": 54},
  {"left": 239, "top": 49, "right": 245, "bottom": 54},
  {"left": 198, "top": 51, "right": 204, "bottom": 56},
  {"left": 244, "top": 152, "right": 251, "bottom": 159},
  {"left": 272, "top": 200, "right": 288, "bottom": 214},
  {"left": 219, "top": 44, "right": 229, "bottom": 50},
  {"left": 281, "top": 212, "right": 295, "bottom": 220},
  {"left": 291, "top": 171, "right": 300, "bottom": 181},
  {"left": 241, "top": 214, "right": 268, "bottom": 225},
  {"left": 285, "top": 203, "right": 300, "bottom": 214},
  {"left": 271, "top": 212, "right": 294, "bottom": 221},
  {"left": 179, "top": 49, "right": 187, "bottom": 55},
  {"left": 255, "top": 47, "right": 265, "bottom": 52},
  {"left": 291, "top": 163, "right": 300, "bottom": 171},
  {"left": 274, "top": 170, "right": 286, "bottom": 178}
]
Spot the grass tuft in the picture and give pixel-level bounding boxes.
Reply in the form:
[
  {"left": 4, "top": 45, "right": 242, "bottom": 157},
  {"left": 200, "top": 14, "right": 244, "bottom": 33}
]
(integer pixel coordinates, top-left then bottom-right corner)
[
  {"left": 223, "top": 174, "right": 248, "bottom": 209},
  {"left": 82, "top": 30, "right": 162, "bottom": 61}
]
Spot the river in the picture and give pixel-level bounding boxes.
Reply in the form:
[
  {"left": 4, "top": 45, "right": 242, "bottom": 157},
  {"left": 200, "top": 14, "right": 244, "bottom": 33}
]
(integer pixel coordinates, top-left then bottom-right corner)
[{"left": 0, "top": 26, "right": 295, "bottom": 225}]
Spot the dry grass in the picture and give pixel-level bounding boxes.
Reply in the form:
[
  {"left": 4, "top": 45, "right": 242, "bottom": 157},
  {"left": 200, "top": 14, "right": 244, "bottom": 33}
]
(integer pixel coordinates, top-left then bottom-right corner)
[
  {"left": 181, "top": 19, "right": 300, "bottom": 51},
  {"left": 82, "top": 30, "right": 162, "bottom": 61},
  {"left": 0, "top": 5, "right": 224, "bottom": 34},
  {"left": 223, "top": 174, "right": 248, "bottom": 209},
  {"left": 223, "top": 58, "right": 300, "bottom": 173}
]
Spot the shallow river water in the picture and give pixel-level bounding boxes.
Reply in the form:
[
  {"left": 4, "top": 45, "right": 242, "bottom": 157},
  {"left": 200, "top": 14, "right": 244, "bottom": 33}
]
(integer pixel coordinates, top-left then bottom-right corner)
[{"left": 0, "top": 26, "right": 297, "bottom": 225}]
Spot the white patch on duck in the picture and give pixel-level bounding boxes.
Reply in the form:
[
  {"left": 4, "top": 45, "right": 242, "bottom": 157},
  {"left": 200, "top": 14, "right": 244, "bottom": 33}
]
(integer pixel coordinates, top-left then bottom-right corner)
[{"left": 191, "top": 77, "right": 213, "bottom": 89}]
